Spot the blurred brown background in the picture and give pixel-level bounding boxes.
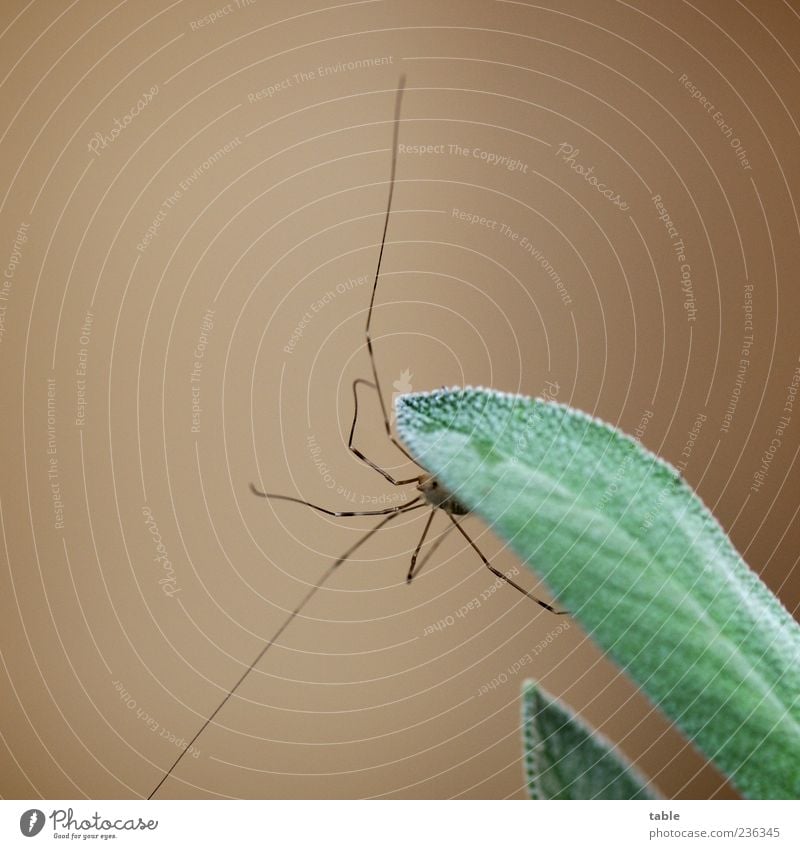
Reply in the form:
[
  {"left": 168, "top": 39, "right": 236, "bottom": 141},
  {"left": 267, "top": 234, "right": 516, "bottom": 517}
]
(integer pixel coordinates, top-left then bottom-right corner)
[{"left": 1, "top": 0, "right": 799, "bottom": 800}]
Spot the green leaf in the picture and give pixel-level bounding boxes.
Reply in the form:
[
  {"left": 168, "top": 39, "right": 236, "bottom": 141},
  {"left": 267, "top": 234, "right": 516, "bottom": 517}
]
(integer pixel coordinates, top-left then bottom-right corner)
[
  {"left": 396, "top": 388, "right": 800, "bottom": 799},
  {"left": 521, "top": 680, "right": 656, "bottom": 799}
]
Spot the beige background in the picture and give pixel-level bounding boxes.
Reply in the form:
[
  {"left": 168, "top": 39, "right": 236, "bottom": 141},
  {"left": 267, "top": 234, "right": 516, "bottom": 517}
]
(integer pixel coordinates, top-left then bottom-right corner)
[{"left": 1, "top": 0, "right": 799, "bottom": 800}]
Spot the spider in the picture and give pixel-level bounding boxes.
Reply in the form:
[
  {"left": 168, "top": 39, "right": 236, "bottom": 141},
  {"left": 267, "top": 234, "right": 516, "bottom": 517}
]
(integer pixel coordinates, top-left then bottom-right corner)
[{"left": 148, "top": 75, "right": 563, "bottom": 800}]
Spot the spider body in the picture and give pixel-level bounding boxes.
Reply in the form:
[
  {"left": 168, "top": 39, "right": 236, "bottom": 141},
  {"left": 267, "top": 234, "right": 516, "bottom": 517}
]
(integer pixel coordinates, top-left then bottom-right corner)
[{"left": 416, "top": 473, "right": 469, "bottom": 515}]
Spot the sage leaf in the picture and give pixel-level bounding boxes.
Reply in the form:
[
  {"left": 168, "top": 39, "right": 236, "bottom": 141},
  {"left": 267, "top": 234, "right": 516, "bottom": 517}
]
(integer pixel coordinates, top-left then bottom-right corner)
[
  {"left": 522, "top": 679, "right": 656, "bottom": 799},
  {"left": 396, "top": 388, "right": 800, "bottom": 799}
]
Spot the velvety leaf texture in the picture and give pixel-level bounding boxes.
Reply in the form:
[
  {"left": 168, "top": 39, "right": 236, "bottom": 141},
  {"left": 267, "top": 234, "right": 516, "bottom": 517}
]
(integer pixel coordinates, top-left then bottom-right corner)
[
  {"left": 395, "top": 388, "right": 800, "bottom": 799},
  {"left": 521, "top": 680, "right": 655, "bottom": 799}
]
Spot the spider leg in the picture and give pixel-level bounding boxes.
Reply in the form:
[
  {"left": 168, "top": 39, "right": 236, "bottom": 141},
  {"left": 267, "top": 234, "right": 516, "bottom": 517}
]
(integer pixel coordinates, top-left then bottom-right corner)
[
  {"left": 363, "top": 75, "right": 418, "bottom": 465},
  {"left": 409, "top": 521, "right": 457, "bottom": 582},
  {"left": 446, "top": 514, "right": 567, "bottom": 615},
  {"left": 250, "top": 484, "right": 423, "bottom": 518},
  {"left": 348, "top": 378, "right": 420, "bottom": 485},
  {"left": 407, "top": 507, "right": 436, "bottom": 583},
  {"left": 147, "top": 509, "right": 406, "bottom": 800}
]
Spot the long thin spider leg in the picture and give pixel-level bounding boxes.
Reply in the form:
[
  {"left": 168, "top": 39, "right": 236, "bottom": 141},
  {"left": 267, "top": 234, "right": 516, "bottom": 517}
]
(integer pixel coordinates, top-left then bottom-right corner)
[
  {"left": 249, "top": 484, "right": 422, "bottom": 517},
  {"left": 410, "top": 521, "right": 457, "bottom": 581},
  {"left": 407, "top": 508, "right": 436, "bottom": 583},
  {"left": 446, "top": 514, "right": 568, "bottom": 615},
  {"left": 364, "top": 74, "right": 417, "bottom": 464},
  {"left": 148, "top": 509, "right": 407, "bottom": 800},
  {"left": 348, "top": 378, "right": 420, "bottom": 486}
]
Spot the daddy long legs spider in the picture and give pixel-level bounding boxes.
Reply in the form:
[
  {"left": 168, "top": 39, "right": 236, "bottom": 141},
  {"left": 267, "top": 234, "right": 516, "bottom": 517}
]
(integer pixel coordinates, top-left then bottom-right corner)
[{"left": 148, "top": 75, "right": 565, "bottom": 801}]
